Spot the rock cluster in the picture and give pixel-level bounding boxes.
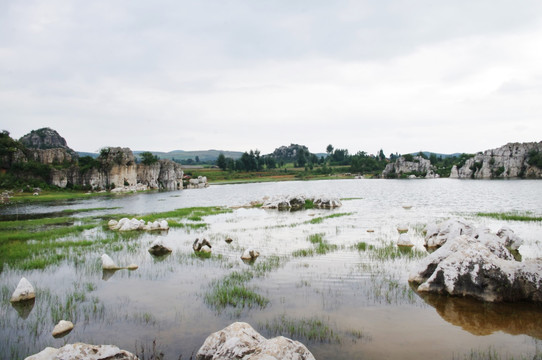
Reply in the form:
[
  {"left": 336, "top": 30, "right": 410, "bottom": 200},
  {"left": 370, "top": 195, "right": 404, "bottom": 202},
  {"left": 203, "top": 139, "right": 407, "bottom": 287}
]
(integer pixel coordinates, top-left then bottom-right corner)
[
  {"left": 108, "top": 218, "right": 169, "bottom": 231},
  {"left": 196, "top": 322, "right": 315, "bottom": 360},
  {"left": 382, "top": 156, "right": 438, "bottom": 178},
  {"left": 410, "top": 221, "right": 541, "bottom": 302},
  {"left": 186, "top": 176, "right": 209, "bottom": 189},
  {"left": 450, "top": 142, "right": 542, "bottom": 179},
  {"left": 262, "top": 196, "right": 342, "bottom": 210},
  {"left": 25, "top": 343, "right": 138, "bottom": 360}
]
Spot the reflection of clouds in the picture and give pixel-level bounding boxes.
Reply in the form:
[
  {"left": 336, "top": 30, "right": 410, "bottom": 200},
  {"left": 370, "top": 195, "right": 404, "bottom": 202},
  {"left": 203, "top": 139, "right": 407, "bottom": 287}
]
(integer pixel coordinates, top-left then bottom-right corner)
[{"left": 417, "top": 292, "right": 542, "bottom": 339}]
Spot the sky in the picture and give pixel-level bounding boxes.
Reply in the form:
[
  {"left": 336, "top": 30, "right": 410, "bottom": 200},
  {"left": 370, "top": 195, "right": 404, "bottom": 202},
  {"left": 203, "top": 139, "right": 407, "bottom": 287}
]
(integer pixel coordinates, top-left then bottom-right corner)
[{"left": 2, "top": 0, "right": 542, "bottom": 156}]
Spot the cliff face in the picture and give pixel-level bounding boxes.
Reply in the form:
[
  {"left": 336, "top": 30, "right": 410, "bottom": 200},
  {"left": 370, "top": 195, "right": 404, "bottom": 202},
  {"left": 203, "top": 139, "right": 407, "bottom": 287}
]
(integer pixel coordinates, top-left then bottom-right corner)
[
  {"left": 382, "top": 156, "right": 437, "bottom": 178},
  {"left": 450, "top": 142, "right": 542, "bottom": 179},
  {"left": 44, "top": 147, "right": 182, "bottom": 190},
  {"left": 20, "top": 128, "right": 77, "bottom": 165}
]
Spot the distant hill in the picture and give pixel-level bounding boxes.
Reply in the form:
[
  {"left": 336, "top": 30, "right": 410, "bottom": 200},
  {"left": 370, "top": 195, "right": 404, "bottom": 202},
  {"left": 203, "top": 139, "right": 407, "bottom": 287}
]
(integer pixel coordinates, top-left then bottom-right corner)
[
  {"left": 133, "top": 149, "right": 244, "bottom": 163},
  {"left": 409, "top": 151, "right": 462, "bottom": 159}
]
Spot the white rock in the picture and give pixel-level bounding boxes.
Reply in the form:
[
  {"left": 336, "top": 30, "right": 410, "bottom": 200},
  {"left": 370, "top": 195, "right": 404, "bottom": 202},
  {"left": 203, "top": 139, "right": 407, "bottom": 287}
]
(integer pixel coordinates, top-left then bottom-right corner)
[
  {"left": 424, "top": 219, "right": 475, "bottom": 248},
  {"left": 409, "top": 234, "right": 542, "bottom": 302},
  {"left": 52, "top": 320, "right": 74, "bottom": 337},
  {"left": 200, "top": 245, "right": 212, "bottom": 253},
  {"left": 241, "top": 249, "right": 260, "bottom": 260},
  {"left": 397, "top": 233, "right": 414, "bottom": 247},
  {"left": 196, "top": 322, "right": 315, "bottom": 360},
  {"left": 159, "top": 220, "right": 169, "bottom": 230},
  {"left": 25, "top": 343, "right": 138, "bottom": 360},
  {"left": 107, "top": 219, "right": 118, "bottom": 229},
  {"left": 101, "top": 254, "right": 119, "bottom": 270},
  {"left": 148, "top": 239, "right": 173, "bottom": 256},
  {"left": 126, "top": 264, "right": 138, "bottom": 270},
  {"left": 10, "top": 277, "right": 36, "bottom": 303},
  {"left": 497, "top": 227, "right": 524, "bottom": 250}
]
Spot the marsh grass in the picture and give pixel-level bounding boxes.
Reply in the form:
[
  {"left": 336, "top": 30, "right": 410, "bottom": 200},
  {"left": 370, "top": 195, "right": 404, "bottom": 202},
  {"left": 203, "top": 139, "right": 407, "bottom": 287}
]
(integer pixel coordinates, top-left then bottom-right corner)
[
  {"left": 261, "top": 314, "right": 340, "bottom": 343},
  {"left": 452, "top": 346, "right": 542, "bottom": 360},
  {"left": 306, "top": 212, "right": 353, "bottom": 225},
  {"left": 204, "top": 270, "right": 269, "bottom": 311},
  {"left": 369, "top": 242, "right": 426, "bottom": 261},
  {"left": 476, "top": 212, "right": 542, "bottom": 222}
]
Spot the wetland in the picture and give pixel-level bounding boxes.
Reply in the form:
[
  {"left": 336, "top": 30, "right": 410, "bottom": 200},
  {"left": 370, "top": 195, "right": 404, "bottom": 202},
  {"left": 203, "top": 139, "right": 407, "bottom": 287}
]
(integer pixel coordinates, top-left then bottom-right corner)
[{"left": 1, "top": 179, "right": 542, "bottom": 359}]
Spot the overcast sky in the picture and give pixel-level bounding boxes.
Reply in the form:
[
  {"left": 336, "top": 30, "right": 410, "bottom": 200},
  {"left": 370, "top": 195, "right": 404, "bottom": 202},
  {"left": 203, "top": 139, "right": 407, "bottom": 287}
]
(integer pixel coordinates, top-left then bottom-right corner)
[{"left": 2, "top": 1, "right": 542, "bottom": 156}]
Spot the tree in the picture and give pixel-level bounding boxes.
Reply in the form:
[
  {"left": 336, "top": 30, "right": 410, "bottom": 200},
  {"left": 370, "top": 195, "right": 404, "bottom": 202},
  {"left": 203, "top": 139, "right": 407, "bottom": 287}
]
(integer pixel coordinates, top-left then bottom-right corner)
[
  {"left": 141, "top": 151, "right": 159, "bottom": 165},
  {"left": 217, "top": 153, "right": 227, "bottom": 170},
  {"left": 195, "top": 156, "right": 200, "bottom": 163},
  {"left": 326, "top": 144, "right": 334, "bottom": 157}
]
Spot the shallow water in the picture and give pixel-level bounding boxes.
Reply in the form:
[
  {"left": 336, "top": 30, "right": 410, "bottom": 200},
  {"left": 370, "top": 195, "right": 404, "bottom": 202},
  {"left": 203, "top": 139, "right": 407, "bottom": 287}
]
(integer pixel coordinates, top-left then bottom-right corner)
[{"left": 1, "top": 179, "right": 542, "bottom": 359}]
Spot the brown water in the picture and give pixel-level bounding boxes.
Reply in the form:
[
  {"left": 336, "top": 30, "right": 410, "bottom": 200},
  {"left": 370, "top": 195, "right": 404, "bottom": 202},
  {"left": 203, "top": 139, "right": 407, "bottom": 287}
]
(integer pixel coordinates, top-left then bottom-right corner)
[{"left": 1, "top": 179, "right": 541, "bottom": 359}]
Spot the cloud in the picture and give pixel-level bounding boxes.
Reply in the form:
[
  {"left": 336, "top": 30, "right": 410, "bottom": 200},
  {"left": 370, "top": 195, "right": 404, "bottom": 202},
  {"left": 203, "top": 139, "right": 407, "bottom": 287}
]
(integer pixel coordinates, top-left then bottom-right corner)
[{"left": 1, "top": 0, "right": 542, "bottom": 155}]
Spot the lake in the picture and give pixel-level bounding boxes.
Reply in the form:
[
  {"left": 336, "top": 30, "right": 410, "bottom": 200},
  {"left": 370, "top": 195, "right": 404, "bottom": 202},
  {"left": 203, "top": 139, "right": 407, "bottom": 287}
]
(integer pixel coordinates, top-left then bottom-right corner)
[{"left": 1, "top": 179, "right": 542, "bottom": 359}]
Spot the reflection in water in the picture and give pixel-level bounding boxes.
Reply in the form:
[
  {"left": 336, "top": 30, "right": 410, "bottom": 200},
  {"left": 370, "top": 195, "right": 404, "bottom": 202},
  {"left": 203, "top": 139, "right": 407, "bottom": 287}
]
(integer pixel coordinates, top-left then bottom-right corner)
[
  {"left": 102, "top": 269, "right": 118, "bottom": 281},
  {"left": 11, "top": 298, "right": 35, "bottom": 319},
  {"left": 418, "top": 292, "right": 542, "bottom": 339},
  {"left": 150, "top": 253, "right": 171, "bottom": 262}
]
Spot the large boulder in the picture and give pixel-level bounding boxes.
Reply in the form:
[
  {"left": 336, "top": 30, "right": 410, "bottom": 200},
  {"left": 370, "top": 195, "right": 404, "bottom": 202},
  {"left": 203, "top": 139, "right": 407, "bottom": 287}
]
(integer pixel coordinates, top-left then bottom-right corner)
[
  {"left": 409, "top": 234, "right": 542, "bottom": 302},
  {"left": 196, "top": 322, "right": 315, "bottom": 360},
  {"left": 10, "top": 277, "right": 36, "bottom": 303},
  {"left": 24, "top": 343, "right": 138, "bottom": 360}
]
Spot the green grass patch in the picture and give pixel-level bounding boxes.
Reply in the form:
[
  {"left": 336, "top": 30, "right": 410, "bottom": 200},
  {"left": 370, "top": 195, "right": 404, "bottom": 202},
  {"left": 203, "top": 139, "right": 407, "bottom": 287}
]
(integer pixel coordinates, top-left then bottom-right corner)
[
  {"left": 306, "top": 212, "right": 352, "bottom": 225},
  {"left": 340, "top": 197, "right": 363, "bottom": 201},
  {"left": 475, "top": 212, "right": 542, "bottom": 222},
  {"left": 204, "top": 270, "right": 268, "bottom": 311},
  {"left": 355, "top": 241, "right": 371, "bottom": 251},
  {"left": 369, "top": 242, "right": 426, "bottom": 261},
  {"left": 304, "top": 199, "right": 315, "bottom": 209},
  {"left": 261, "top": 314, "right": 340, "bottom": 343},
  {"left": 292, "top": 248, "right": 315, "bottom": 257}
]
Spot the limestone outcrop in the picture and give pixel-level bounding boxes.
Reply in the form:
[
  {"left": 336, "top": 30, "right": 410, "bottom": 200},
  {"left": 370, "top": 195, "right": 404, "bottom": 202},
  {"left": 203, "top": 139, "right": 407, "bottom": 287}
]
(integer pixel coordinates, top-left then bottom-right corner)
[
  {"left": 196, "top": 322, "right": 315, "bottom": 360},
  {"left": 451, "top": 142, "right": 542, "bottom": 179},
  {"left": 382, "top": 155, "right": 438, "bottom": 178},
  {"left": 186, "top": 176, "right": 209, "bottom": 189},
  {"left": 409, "top": 231, "right": 542, "bottom": 302},
  {"left": 261, "top": 196, "right": 342, "bottom": 210},
  {"left": 108, "top": 218, "right": 169, "bottom": 231},
  {"left": 24, "top": 343, "right": 138, "bottom": 360}
]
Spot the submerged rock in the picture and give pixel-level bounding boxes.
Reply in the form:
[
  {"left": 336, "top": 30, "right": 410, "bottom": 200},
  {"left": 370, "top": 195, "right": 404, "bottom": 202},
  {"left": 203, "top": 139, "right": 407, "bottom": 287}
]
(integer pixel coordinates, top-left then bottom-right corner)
[
  {"left": 148, "top": 239, "right": 173, "bottom": 256},
  {"left": 25, "top": 343, "right": 138, "bottom": 360},
  {"left": 10, "top": 277, "right": 36, "bottom": 303},
  {"left": 241, "top": 249, "right": 260, "bottom": 261},
  {"left": 225, "top": 237, "right": 233, "bottom": 244},
  {"left": 52, "top": 320, "right": 74, "bottom": 338},
  {"left": 196, "top": 322, "right": 315, "bottom": 360},
  {"left": 409, "top": 234, "right": 542, "bottom": 302},
  {"left": 261, "top": 195, "right": 342, "bottom": 210}
]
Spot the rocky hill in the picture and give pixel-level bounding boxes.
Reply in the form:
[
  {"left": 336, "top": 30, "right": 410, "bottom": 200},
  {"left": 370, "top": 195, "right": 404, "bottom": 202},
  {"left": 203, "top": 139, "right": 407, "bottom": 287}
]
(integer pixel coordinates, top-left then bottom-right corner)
[
  {"left": 450, "top": 142, "right": 542, "bottom": 179},
  {"left": 268, "top": 144, "right": 312, "bottom": 162},
  {"left": 2, "top": 129, "right": 184, "bottom": 191},
  {"left": 382, "top": 155, "right": 438, "bottom": 178}
]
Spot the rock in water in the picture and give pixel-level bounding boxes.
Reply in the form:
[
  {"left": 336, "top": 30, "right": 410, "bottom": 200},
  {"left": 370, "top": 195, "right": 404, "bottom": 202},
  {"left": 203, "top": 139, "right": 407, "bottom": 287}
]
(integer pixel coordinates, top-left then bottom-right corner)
[
  {"left": 101, "top": 254, "right": 119, "bottom": 270},
  {"left": 397, "top": 233, "right": 414, "bottom": 247},
  {"left": 193, "top": 238, "right": 212, "bottom": 252},
  {"left": 196, "top": 322, "right": 315, "bottom": 360},
  {"left": 25, "top": 343, "right": 138, "bottom": 360},
  {"left": 409, "top": 234, "right": 542, "bottom": 302},
  {"left": 241, "top": 249, "right": 260, "bottom": 260},
  {"left": 148, "top": 239, "right": 173, "bottom": 256},
  {"left": 10, "top": 277, "right": 36, "bottom": 303},
  {"left": 52, "top": 320, "right": 74, "bottom": 338}
]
